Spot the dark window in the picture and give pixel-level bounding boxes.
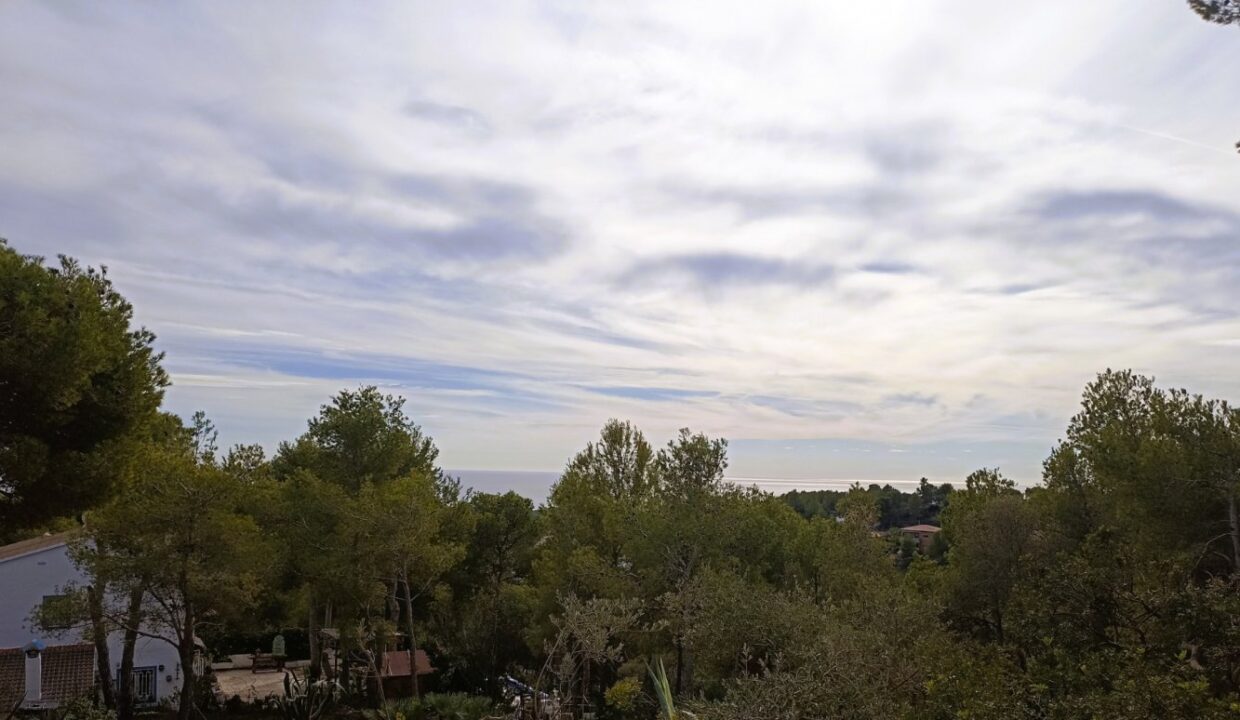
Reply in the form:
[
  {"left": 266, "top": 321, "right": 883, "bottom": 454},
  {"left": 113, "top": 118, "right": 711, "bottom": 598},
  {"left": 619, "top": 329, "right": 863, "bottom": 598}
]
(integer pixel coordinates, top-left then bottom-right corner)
[{"left": 41, "top": 594, "right": 72, "bottom": 629}]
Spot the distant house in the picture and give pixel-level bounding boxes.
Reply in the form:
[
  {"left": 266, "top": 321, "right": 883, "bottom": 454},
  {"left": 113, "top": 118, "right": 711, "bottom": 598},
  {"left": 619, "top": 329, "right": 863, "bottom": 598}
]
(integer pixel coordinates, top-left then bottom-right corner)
[
  {"left": 900, "top": 524, "right": 942, "bottom": 553},
  {"left": 0, "top": 532, "right": 182, "bottom": 708}
]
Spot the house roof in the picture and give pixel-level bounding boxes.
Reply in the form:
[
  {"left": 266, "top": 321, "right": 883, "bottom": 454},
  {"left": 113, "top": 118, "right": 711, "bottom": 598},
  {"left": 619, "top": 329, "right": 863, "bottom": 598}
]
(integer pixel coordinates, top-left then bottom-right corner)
[
  {"left": 0, "top": 643, "right": 95, "bottom": 709},
  {"left": 900, "top": 524, "right": 941, "bottom": 533},
  {"left": 379, "top": 649, "right": 434, "bottom": 677},
  {"left": 0, "top": 649, "right": 21, "bottom": 709},
  {"left": 0, "top": 532, "right": 75, "bottom": 564}
]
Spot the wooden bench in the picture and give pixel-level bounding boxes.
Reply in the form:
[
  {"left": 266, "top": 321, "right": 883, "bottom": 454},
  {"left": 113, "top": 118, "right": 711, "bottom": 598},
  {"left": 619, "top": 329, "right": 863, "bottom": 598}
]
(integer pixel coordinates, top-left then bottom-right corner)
[{"left": 250, "top": 652, "right": 281, "bottom": 673}]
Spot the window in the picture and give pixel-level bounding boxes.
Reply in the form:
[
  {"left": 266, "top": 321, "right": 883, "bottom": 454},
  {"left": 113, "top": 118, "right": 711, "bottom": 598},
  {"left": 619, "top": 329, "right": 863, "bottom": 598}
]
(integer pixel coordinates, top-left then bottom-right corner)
[{"left": 40, "top": 594, "right": 73, "bottom": 630}]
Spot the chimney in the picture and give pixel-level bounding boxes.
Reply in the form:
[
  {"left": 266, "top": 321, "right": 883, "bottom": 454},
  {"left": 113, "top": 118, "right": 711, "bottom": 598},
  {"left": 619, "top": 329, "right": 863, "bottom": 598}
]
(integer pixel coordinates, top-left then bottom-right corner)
[{"left": 23, "top": 640, "right": 45, "bottom": 707}]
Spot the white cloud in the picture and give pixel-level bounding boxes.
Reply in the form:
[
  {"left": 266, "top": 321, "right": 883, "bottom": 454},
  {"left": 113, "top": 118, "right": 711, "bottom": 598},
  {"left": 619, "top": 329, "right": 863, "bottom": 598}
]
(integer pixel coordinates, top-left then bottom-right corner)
[{"left": 1, "top": 0, "right": 1238, "bottom": 488}]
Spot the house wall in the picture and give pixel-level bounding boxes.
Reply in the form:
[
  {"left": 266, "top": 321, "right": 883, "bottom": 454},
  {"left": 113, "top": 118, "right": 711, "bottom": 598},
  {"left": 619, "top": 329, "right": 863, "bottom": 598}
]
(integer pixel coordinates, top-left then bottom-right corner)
[
  {"left": 0, "top": 543, "right": 80, "bottom": 648},
  {"left": 0, "top": 542, "right": 182, "bottom": 705}
]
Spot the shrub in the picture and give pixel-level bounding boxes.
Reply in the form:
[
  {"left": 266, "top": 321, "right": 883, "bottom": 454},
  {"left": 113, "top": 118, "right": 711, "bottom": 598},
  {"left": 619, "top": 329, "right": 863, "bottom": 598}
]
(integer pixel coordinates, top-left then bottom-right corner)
[
  {"left": 419, "top": 693, "right": 496, "bottom": 720},
  {"left": 57, "top": 697, "right": 116, "bottom": 720},
  {"left": 371, "top": 697, "right": 424, "bottom": 720},
  {"left": 605, "top": 677, "right": 641, "bottom": 712}
]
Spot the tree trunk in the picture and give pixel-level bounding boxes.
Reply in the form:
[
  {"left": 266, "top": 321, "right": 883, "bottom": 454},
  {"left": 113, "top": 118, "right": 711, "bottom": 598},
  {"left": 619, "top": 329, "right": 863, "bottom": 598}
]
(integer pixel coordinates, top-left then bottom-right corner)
[
  {"left": 177, "top": 601, "right": 195, "bottom": 720},
  {"left": 674, "top": 638, "right": 684, "bottom": 696},
  {"left": 400, "top": 571, "right": 421, "bottom": 698},
  {"left": 367, "top": 649, "right": 387, "bottom": 709},
  {"left": 1229, "top": 489, "right": 1240, "bottom": 576},
  {"left": 87, "top": 584, "right": 116, "bottom": 710},
  {"left": 117, "top": 588, "right": 143, "bottom": 720},
  {"left": 308, "top": 593, "right": 321, "bottom": 680},
  {"left": 489, "top": 587, "right": 500, "bottom": 697},
  {"left": 389, "top": 578, "right": 400, "bottom": 625},
  {"left": 682, "top": 643, "right": 694, "bottom": 695},
  {"left": 582, "top": 655, "right": 591, "bottom": 718}
]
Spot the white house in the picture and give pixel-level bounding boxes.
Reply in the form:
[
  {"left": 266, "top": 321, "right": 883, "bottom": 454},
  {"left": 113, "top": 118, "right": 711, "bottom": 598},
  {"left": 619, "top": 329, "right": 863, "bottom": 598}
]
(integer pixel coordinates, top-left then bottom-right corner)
[{"left": 0, "top": 532, "right": 182, "bottom": 709}]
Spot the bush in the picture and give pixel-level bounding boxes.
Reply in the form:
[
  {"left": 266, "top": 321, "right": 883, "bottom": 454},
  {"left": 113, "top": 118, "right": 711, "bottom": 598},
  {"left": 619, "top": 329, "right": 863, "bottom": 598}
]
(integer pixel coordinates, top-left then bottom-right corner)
[
  {"left": 605, "top": 677, "right": 641, "bottom": 712},
  {"left": 419, "top": 693, "right": 496, "bottom": 720},
  {"left": 372, "top": 697, "right": 423, "bottom": 720},
  {"left": 57, "top": 697, "right": 116, "bottom": 720}
]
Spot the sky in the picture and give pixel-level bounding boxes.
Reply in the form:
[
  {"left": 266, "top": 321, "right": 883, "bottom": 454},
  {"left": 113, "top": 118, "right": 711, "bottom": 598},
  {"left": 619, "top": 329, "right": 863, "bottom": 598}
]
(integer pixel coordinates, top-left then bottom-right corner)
[{"left": 2, "top": 2, "right": 1238, "bottom": 496}]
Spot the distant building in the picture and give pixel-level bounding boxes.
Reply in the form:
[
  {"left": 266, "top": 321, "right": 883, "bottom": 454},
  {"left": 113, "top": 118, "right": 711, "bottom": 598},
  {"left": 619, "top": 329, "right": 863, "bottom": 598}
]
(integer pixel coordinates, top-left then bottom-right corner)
[
  {"left": 900, "top": 524, "right": 942, "bottom": 553},
  {"left": 374, "top": 649, "right": 435, "bottom": 698},
  {"left": 0, "top": 532, "right": 182, "bottom": 708}
]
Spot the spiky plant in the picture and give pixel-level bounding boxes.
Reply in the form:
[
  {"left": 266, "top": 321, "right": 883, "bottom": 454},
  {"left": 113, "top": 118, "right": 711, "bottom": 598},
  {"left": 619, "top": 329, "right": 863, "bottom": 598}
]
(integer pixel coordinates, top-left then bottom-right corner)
[
  {"left": 269, "top": 672, "right": 337, "bottom": 720},
  {"left": 647, "top": 659, "right": 694, "bottom": 720}
]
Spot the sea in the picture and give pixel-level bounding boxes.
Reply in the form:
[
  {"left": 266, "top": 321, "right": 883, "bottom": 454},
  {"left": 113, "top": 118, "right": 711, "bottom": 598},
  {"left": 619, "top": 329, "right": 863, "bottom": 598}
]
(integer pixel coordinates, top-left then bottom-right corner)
[{"left": 445, "top": 469, "right": 901, "bottom": 502}]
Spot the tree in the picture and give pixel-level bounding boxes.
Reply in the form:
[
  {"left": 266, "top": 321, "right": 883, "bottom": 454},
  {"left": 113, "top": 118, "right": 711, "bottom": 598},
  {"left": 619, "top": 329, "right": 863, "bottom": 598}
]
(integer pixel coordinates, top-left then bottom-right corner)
[
  {"left": 270, "top": 470, "right": 351, "bottom": 680},
  {"left": 790, "top": 488, "right": 894, "bottom": 604},
  {"left": 1185, "top": 1, "right": 1240, "bottom": 155},
  {"left": 272, "top": 386, "right": 446, "bottom": 681},
  {"left": 0, "top": 240, "right": 167, "bottom": 539},
  {"left": 645, "top": 428, "right": 731, "bottom": 695},
  {"left": 1189, "top": 0, "right": 1240, "bottom": 25},
  {"left": 540, "top": 594, "right": 643, "bottom": 716},
  {"left": 434, "top": 491, "right": 540, "bottom": 692},
  {"left": 83, "top": 419, "right": 269, "bottom": 720},
  {"left": 348, "top": 472, "right": 466, "bottom": 697},
  {"left": 1065, "top": 370, "right": 1240, "bottom": 575},
  {"left": 534, "top": 420, "right": 657, "bottom": 610},
  {"left": 273, "top": 386, "right": 440, "bottom": 492},
  {"left": 940, "top": 469, "right": 1035, "bottom": 645}
]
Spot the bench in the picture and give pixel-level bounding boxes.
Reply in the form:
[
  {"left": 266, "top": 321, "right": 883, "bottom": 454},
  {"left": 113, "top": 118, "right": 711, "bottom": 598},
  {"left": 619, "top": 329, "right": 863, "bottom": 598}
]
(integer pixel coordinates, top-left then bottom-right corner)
[{"left": 250, "top": 652, "right": 282, "bottom": 673}]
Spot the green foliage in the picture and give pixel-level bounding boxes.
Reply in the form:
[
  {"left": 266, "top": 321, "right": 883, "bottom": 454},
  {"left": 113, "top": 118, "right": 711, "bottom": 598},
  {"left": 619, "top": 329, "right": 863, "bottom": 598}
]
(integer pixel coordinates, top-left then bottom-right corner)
[
  {"left": 56, "top": 696, "right": 118, "bottom": 720},
  {"left": 273, "top": 386, "right": 440, "bottom": 492},
  {"left": 373, "top": 696, "right": 423, "bottom": 720},
  {"left": 76, "top": 414, "right": 271, "bottom": 720},
  {"left": 269, "top": 672, "right": 337, "bottom": 720},
  {"left": 782, "top": 478, "right": 953, "bottom": 529},
  {"left": 0, "top": 240, "right": 167, "bottom": 539},
  {"left": 1189, "top": 0, "right": 1240, "bottom": 25},
  {"left": 431, "top": 491, "right": 540, "bottom": 691},
  {"left": 418, "top": 693, "right": 497, "bottom": 720},
  {"left": 605, "top": 676, "right": 642, "bottom": 712},
  {"left": 940, "top": 470, "right": 1036, "bottom": 643}
]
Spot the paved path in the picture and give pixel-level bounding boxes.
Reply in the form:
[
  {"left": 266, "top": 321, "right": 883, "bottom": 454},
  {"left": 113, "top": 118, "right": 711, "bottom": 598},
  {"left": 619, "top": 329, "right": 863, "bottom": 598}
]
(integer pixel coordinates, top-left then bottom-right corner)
[{"left": 215, "top": 667, "right": 298, "bottom": 702}]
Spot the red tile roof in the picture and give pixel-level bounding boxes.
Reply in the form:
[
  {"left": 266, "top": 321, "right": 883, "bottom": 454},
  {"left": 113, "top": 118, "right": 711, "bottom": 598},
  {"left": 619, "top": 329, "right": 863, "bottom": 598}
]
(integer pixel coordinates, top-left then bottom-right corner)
[
  {"left": 0, "top": 531, "right": 75, "bottom": 563},
  {"left": 0, "top": 649, "right": 22, "bottom": 710},
  {"left": 379, "top": 649, "right": 434, "bottom": 677},
  {"left": 0, "top": 643, "right": 96, "bottom": 708}
]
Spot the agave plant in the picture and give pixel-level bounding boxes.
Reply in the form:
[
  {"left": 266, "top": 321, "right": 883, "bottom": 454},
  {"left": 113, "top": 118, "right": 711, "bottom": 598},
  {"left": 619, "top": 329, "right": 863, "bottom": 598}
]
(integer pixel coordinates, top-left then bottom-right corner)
[
  {"left": 269, "top": 671, "right": 338, "bottom": 720},
  {"left": 647, "top": 659, "right": 694, "bottom": 720}
]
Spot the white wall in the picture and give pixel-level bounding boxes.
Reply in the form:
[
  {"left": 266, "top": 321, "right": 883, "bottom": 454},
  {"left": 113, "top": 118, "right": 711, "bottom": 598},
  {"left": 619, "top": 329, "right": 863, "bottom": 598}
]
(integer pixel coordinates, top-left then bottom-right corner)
[
  {"left": 0, "top": 543, "right": 81, "bottom": 648},
  {"left": 0, "top": 542, "right": 182, "bottom": 704}
]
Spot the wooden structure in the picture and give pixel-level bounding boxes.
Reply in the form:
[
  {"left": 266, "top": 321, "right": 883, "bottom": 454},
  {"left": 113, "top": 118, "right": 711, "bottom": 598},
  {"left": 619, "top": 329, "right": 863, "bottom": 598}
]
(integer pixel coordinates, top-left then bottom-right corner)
[{"left": 374, "top": 649, "right": 434, "bottom": 698}]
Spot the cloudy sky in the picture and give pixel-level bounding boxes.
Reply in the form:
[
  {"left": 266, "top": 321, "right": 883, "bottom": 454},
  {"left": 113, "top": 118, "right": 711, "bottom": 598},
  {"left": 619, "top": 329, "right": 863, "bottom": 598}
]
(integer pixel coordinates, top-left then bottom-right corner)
[{"left": 2, "top": 2, "right": 1237, "bottom": 494}]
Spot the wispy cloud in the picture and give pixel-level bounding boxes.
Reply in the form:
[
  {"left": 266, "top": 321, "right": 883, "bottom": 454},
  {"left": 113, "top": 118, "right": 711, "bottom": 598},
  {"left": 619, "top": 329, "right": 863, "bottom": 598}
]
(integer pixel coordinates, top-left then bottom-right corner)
[
  {"left": 2, "top": 0, "right": 1238, "bottom": 487},
  {"left": 617, "top": 252, "right": 835, "bottom": 290}
]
